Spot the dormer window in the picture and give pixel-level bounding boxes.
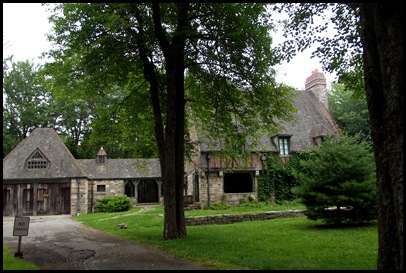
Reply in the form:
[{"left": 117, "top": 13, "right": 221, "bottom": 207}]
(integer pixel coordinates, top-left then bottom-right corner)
[
  {"left": 278, "top": 137, "right": 290, "bottom": 156},
  {"left": 313, "top": 135, "right": 325, "bottom": 145},
  {"left": 26, "top": 149, "right": 49, "bottom": 169},
  {"left": 97, "top": 147, "right": 107, "bottom": 164}
]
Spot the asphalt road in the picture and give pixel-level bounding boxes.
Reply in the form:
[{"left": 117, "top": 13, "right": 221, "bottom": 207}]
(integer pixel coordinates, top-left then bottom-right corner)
[{"left": 3, "top": 215, "right": 207, "bottom": 270}]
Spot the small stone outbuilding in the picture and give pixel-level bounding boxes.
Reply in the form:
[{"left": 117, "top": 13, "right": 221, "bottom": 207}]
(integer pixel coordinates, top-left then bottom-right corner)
[{"left": 3, "top": 128, "right": 161, "bottom": 216}]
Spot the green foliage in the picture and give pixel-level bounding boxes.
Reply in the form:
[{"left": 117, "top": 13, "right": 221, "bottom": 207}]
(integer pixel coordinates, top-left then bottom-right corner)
[
  {"left": 95, "top": 194, "right": 132, "bottom": 213},
  {"left": 328, "top": 83, "right": 371, "bottom": 140},
  {"left": 44, "top": 3, "right": 296, "bottom": 160},
  {"left": 292, "top": 134, "right": 377, "bottom": 224},
  {"left": 2, "top": 58, "right": 56, "bottom": 157},
  {"left": 44, "top": 3, "right": 299, "bottom": 240},
  {"left": 273, "top": 3, "right": 364, "bottom": 96},
  {"left": 258, "top": 153, "right": 304, "bottom": 203}
]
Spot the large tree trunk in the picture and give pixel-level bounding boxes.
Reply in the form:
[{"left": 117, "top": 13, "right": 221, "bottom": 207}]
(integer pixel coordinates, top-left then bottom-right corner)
[
  {"left": 162, "top": 59, "right": 186, "bottom": 240},
  {"left": 154, "top": 3, "right": 189, "bottom": 240},
  {"left": 358, "top": 3, "right": 403, "bottom": 270}
]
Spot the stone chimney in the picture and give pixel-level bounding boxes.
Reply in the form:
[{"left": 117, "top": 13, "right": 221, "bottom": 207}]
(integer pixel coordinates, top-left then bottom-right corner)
[{"left": 305, "top": 69, "right": 328, "bottom": 109}]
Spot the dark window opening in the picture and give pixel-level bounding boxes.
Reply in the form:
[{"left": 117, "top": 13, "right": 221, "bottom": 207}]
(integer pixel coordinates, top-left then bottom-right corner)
[
  {"left": 97, "top": 156, "right": 106, "bottom": 164},
  {"left": 97, "top": 185, "right": 106, "bottom": 192},
  {"left": 313, "top": 135, "right": 325, "bottom": 145},
  {"left": 224, "top": 172, "right": 253, "bottom": 193}
]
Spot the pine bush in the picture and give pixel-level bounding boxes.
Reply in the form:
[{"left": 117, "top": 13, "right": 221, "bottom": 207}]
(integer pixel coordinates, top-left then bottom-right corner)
[{"left": 292, "top": 134, "right": 377, "bottom": 224}]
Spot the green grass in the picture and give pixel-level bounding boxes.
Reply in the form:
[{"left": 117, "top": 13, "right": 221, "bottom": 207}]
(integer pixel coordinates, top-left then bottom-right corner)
[
  {"left": 3, "top": 246, "right": 39, "bottom": 270},
  {"left": 74, "top": 203, "right": 378, "bottom": 270}
]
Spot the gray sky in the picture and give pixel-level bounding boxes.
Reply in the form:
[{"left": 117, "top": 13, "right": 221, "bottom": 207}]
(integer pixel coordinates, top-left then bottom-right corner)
[{"left": 3, "top": 3, "right": 336, "bottom": 90}]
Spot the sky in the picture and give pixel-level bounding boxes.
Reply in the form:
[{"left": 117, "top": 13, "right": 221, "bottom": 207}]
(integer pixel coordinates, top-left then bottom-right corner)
[{"left": 3, "top": 3, "right": 336, "bottom": 90}]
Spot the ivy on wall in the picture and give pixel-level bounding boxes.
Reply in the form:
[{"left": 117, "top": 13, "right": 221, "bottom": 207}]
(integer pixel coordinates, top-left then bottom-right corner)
[{"left": 258, "top": 152, "right": 312, "bottom": 203}]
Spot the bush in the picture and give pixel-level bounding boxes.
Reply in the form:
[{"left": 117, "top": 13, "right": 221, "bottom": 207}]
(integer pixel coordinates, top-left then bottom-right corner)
[
  {"left": 95, "top": 194, "right": 132, "bottom": 213},
  {"left": 292, "top": 134, "right": 377, "bottom": 224}
]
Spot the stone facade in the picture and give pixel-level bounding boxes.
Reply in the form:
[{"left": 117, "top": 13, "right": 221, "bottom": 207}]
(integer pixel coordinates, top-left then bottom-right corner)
[
  {"left": 70, "top": 178, "right": 89, "bottom": 216},
  {"left": 197, "top": 171, "right": 259, "bottom": 207}
]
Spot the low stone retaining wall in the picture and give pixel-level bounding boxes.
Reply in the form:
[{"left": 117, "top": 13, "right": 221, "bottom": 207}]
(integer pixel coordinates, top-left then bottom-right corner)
[{"left": 185, "top": 209, "right": 305, "bottom": 226}]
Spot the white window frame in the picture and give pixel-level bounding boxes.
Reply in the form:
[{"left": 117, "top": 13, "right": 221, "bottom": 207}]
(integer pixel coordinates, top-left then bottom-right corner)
[{"left": 278, "top": 137, "right": 290, "bottom": 156}]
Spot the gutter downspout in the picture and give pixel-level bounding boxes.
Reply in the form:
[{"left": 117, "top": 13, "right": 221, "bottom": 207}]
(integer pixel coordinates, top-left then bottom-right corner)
[
  {"left": 206, "top": 153, "right": 211, "bottom": 206},
  {"left": 76, "top": 178, "right": 80, "bottom": 216}
]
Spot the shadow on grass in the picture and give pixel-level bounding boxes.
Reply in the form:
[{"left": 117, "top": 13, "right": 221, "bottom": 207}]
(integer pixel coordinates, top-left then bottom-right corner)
[{"left": 311, "top": 220, "right": 378, "bottom": 230}]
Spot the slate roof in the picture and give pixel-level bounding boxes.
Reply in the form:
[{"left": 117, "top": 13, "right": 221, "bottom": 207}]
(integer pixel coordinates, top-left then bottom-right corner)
[
  {"left": 3, "top": 86, "right": 338, "bottom": 181},
  {"left": 3, "top": 128, "right": 86, "bottom": 180},
  {"left": 76, "top": 158, "right": 161, "bottom": 180},
  {"left": 198, "top": 89, "right": 340, "bottom": 152},
  {"left": 3, "top": 128, "right": 161, "bottom": 181}
]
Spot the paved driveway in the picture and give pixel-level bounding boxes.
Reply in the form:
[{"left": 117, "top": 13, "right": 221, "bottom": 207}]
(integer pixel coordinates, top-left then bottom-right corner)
[{"left": 3, "top": 215, "right": 206, "bottom": 270}]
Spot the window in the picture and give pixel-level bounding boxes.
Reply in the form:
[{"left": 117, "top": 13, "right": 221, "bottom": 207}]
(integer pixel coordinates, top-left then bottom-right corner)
[
  {"left": 224, "top": 172, "right": 253, "bottom": 193},
  {"left": 97, "top": 156, "right": 106, "bottom": 164},
  {"left": 97, "top": 147, "right": 107, "bottom": 164},
  {"left": 26, "top": 149, "right": 49, "bottom": 169},
  {"left": 313, "top": 135, "right": 325, "bottom": 145},
  {"left": 97, "top": 185, "right": 106, "bottom": 192},
  {"left": 278, "top": 137, "right": 290, "bottom": 156}
]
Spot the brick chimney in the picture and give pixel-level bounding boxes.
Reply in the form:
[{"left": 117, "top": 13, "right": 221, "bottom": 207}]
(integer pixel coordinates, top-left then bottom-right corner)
[{"left": 305, "top": 69, "right": 328, "bottom": 109}]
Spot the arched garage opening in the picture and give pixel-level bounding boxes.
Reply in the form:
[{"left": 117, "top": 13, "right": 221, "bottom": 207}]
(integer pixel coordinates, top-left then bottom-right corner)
[
  {"left": 124, "top": 180, "right": 135, "bottom": 197},
  {"left": 137, "top": 180, "right": 159, "bottom": 203}
]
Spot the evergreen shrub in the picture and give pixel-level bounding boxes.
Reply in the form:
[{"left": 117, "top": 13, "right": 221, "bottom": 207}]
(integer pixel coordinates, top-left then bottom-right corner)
[
  {"left": 95, "top": 194, "right": 132, "bottom": 212},
  {"left": 292, "top": 134, "right": 377, "bottom": 224}
]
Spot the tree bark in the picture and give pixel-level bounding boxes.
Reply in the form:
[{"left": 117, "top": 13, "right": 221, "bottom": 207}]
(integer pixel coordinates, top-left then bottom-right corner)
[
  {"left": 358, "top": 3, "right": 403, "bottom": 270},
  {"left": 153, "top": 3, "right": 189, "bottom": 240}
]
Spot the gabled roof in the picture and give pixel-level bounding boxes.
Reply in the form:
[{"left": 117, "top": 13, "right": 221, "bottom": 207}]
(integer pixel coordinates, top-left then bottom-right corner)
[
  {"left": 76, "top": 158, "right": 161, "bottom": 180},
  {"left": 3, "top": 128, "right": 86, "bottom": 180},
  {"left": 273, "top": 89, "right": 340, "bottom": 152},
  {"left": 3, "top": 128, "right": 161, "bottom": 181},
  {"left": 198, "top": 89, "right": 340, "bottom": 152}
]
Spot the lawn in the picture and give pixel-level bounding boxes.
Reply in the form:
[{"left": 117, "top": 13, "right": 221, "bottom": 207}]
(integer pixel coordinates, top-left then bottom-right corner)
[
  {"left": 74, "top": 203, "right": 378, "bottom": 270},
  {"left": 3, "top": 246, "right": 39, "bottom": 270}
]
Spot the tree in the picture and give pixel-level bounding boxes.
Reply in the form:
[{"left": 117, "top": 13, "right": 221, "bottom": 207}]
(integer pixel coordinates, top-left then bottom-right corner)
[
  {"left": 358, "top": 4, "right": 403, "bottom": 269},
  {"left": 328, "top": 83, "right": 371, "bottom": 140},
  {"left": 293, "top": 134, "right": 376, "bottom": 225},
  {"left": 275, "top": 3, "right": 403, "bottom": 269},
  {"left": 3, "top": 58, "right": 56, "bottom": 157},
  {"left": 44, "top": 3, "right": 295, "bottom": 240}
]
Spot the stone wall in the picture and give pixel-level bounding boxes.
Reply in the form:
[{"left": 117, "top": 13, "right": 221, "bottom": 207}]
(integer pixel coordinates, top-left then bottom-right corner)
[
  {"left": 70, "top": 178, "right": 89, "bottom": 216},
  {"left": 185, "top": 209, "right": 305, "bottom": 226},
  {"left": 91, "top": 179, "right": 125, "bottom": 212},
  {"left": 199, "top": 172, "right": 259, "bottom": 206}
]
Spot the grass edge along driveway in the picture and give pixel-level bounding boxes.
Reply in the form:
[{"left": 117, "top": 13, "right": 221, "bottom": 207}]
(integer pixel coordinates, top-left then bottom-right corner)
[{"left": 74, "top": 205, "right": 378, "bottom": 270}]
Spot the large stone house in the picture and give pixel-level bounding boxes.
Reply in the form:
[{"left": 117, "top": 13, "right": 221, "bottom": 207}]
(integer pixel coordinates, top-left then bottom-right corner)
[{"left": 3, "top": 70, "right": 339, "bottom": 216}]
